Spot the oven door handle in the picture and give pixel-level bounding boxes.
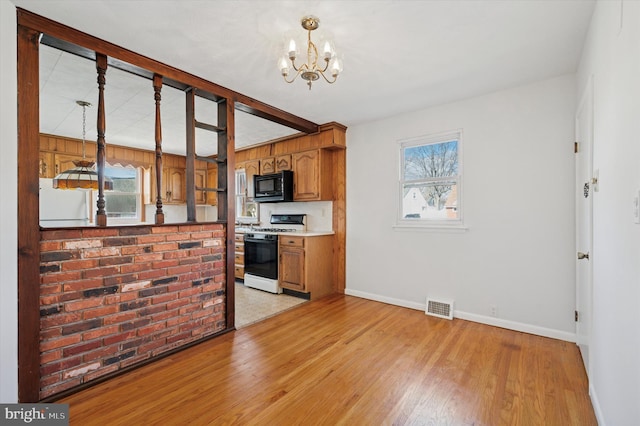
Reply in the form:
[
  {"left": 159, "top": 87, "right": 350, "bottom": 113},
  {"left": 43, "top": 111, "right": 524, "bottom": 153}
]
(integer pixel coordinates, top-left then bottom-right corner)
[{"left": 245, "top": 238, "right": 271, "bottom": 243}]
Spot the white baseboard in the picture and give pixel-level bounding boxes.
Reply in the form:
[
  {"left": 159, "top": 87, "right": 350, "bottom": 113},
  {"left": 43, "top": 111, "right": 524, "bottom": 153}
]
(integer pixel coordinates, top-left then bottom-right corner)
[
  {"left": 589, "top": 383, "right": 606, "bottom": 426},
  {"left": 344, "top": 288, "right": 576, "bottom": 342},
  {"left": 454, "top": 310, "right": 576, "bottom": 342},
  {"left": 345, "top": 288, "right": 425, "bottom": 311}
]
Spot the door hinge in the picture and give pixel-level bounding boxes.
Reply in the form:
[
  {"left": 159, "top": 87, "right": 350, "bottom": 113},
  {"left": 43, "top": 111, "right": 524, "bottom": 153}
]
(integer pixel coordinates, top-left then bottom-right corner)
[
  {"left": 574, "top": 142, "right": 579, "bottom": 153},
  {"left": 575, "top": 310, "right": 579, "bottom": 322}
]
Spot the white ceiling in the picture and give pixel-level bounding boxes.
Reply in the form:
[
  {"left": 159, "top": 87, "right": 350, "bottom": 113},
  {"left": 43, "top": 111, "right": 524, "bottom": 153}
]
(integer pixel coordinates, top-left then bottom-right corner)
[{"left": 13, "top": 0, "right": 596, "bottom": 156}]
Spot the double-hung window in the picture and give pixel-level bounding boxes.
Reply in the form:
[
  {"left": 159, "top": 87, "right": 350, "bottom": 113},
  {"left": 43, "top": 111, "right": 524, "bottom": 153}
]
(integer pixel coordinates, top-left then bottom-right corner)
[
  {"left": 398, "top": 130, "right": 463, "bottom": 227},
  {"left": 103, "top": 165, "right": 141, "bottom": 222}
]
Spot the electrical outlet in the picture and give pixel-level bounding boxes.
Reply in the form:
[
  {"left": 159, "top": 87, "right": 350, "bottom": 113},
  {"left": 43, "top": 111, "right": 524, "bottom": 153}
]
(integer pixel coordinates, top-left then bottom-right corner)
[
  {"left": 634, "top": 190, "right": 640, "bottom": 224},
  {"left": 490, "top": 305, "right": 498, "bottom": 317}
]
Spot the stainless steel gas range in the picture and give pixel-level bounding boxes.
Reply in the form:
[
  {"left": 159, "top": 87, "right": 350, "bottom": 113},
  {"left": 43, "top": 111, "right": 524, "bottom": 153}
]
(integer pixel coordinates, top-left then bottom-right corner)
[{"left": 243, "top": 214, "right": 306, "bottom": 293}]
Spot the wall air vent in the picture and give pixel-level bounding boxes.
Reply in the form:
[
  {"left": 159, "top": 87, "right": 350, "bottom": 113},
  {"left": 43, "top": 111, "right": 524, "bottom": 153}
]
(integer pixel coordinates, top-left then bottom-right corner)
[{"left": 425, "top": 298, "right": 454, "bottom": 320}]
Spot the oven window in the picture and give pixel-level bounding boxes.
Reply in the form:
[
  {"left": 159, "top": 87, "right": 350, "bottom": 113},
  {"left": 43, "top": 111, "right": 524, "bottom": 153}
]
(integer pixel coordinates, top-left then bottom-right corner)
[{"left": 244, "top": 238, "right": 278, "bottom": 280}]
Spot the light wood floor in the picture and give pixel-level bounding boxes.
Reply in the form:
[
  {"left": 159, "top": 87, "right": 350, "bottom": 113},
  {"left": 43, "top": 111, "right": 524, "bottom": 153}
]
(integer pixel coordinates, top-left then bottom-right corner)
[{"left": 59, "top": 295, "right": 596, "bottom": 425}]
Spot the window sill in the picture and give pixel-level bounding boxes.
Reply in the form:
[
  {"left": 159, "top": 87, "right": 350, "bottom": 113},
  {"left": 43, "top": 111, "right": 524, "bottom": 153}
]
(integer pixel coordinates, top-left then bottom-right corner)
[{"left": 392, "top": 223, "right": 468, "bottom": 233}]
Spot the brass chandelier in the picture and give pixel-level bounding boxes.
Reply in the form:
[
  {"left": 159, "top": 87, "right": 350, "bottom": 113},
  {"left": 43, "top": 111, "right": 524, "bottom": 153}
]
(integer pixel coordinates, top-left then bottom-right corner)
[{"left": 278, "top": 16, "right": 343, "bottom": 90}]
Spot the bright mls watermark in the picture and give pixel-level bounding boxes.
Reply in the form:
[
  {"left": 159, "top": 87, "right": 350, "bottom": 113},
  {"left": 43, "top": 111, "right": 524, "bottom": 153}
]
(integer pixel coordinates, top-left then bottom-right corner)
[{"left": 1, "top": 404, "right": 68, "bottom": 425}]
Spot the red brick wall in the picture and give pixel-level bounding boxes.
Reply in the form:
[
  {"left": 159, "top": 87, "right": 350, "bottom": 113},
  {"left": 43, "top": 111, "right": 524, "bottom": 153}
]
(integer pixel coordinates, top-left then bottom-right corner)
[{"left": 39, "top": 224, "right": 226, "bottom": 399}]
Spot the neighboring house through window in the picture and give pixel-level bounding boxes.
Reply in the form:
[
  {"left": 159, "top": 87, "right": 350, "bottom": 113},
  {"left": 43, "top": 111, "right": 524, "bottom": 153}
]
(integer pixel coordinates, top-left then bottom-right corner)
[{"left": 398, "top": 130, "right": 463, "bottom": 228}]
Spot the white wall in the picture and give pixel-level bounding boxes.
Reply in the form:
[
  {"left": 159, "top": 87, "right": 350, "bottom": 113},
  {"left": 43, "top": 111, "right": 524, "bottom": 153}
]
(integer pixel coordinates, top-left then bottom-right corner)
[
  {"left": 0, "top": 0, "right": 18, "bottom": 403},
  {"left": 346, "top": 74, "right": 577, "bottom": 340},
  {"left": 577, "top": 2, "right": 640, "bottom": 425}
]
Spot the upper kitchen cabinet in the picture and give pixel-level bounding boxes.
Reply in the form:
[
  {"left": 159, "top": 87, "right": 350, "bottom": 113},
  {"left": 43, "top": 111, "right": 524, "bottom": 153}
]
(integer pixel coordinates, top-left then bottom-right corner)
[
  {"left": 155, "top": 154, "right": 186, "bottom": 204},
  {"left": 54, "top": 154, "right": 87, "bottom": 178},
  {"left": 195, "top": 169, "right": 207, "bottom": 205},
  {"left": 244, "top": 160, "right": 259, "bottom": 181},
  {"left": 206, "top": 165, "right": 218, "bottom": 205},
  {"left": 292, "top": 149, "right": 333, "bottom": 201},
  {"left": 260, "top": 157, "right": 275, "bottom": 175},
  {"left": 163, "top": 167, "right": 186, "bottom": 204},
  {"left": 259, "top": 154, "right": 291, "bottom": 175},
  {"left": 238, "top": 159, "right": 259, "bottom": 199},
  {"left": 234, "top": 122, "right": 346, "bottom": 202},
  {"left": 39, "top": 152, "right": 53, "bottom": 178},
  {"left": 275, "top": 154, "right": 292, "bottom": 172}
]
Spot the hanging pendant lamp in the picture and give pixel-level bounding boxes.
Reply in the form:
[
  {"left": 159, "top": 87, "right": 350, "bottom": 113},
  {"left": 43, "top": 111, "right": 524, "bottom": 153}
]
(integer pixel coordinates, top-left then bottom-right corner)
[{"left": 53, "top": 101, "right": 113, "bottom": 190}]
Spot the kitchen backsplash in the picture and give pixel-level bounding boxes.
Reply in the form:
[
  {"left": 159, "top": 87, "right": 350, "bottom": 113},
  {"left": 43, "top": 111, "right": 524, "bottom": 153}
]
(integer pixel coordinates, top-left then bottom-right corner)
[{"left": 258, "top": 201, "right": 333, "bottom": 232}]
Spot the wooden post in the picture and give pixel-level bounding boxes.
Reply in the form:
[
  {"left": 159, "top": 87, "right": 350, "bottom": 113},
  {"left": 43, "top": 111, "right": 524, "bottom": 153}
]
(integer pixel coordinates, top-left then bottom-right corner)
[
  {"left": 95, "top": 53, "right": 108, "bottom": 227},
  {"left": 218, "top": 99, "right": 236, "bottom": 329},
  {"left": 153, "top": 74, "right": 164, "bottom": 224},
  {"left": 17, "top": 23, "right": 42, "bottom": 403},
  {"left": 185, "top": 89, "right": 196, "bottom": 222}
]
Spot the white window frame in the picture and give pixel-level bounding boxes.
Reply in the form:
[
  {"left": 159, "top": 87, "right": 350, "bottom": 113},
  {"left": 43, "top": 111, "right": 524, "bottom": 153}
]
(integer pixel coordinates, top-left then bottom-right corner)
[
  {"left": 395, "top": 129, "right": 465, "bottom": 230},
  {"left": 95, "top": 164, "right": 142, "bottom": 225}
]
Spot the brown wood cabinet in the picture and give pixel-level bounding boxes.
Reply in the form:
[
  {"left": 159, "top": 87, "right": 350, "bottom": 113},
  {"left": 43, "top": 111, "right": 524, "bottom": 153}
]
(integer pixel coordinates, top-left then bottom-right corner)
[
  {"left": 237, "top": 160, "right": 259, "bottom": 198},
  {"left": 244, "top": 160, "right": 259, "bottom": 178},
  {"left": 54, "top": 153, "right": 92, "bottom": 177},
  {"left": 162, "top": 167, "right": 186, "bottom": 204},
  {"left": 259, "top": 155, "right": 291, "bottom": 174},
  {"left": 39, "top": 152, "right": 53, "bottom": 178},
  {"left": 260, "top": 157, "right": 275, "bottom": 175},
  {"left": 195, "top": 169, "right": 207, "bottom": 205},
  {"left": 279, "top": 237, "right": 305, "bottom": 292},
  {"left": 234, "top": 232, "right": 245, "bottom": 280},
  {"left": 275, "top": 154, "right": 292, "bottom": 172},
  {"left": 291, "top": 149, "right": 333, "bottom": 201},
  {"left": 206, "top": 166, "right": 218, "bottom": 205},
  {"left": 279, "top": 235, "right": 334, "bottom": 299}
]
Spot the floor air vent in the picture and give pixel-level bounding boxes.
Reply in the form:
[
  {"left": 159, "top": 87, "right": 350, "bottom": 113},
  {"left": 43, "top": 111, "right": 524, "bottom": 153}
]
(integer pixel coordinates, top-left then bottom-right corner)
[{"left": 426, "top": 298, "right": 454, "bottom": 320}]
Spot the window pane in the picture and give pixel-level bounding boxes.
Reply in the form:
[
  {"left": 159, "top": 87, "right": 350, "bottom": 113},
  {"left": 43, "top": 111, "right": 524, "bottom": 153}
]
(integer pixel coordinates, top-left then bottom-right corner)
[
  {"left": 106, "top": 167, "right": 137, "bottom": 192},
  {"left": 105, "top": 193, "right": 137, "bottom": 217},
  {"left": 104, "top": 166, "right": 138, "bottom": 218},
  {"left": 404, "top": 140, "right": 458, "bottom": 180},
  {"left": 402, "top": 181, "right": 458, "bottom": 220}
]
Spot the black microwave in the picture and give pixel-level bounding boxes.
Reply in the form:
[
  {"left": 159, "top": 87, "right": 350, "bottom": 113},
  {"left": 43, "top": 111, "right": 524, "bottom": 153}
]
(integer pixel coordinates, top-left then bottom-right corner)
[{"left": 254, "top": 170, "right": 294, "bottom": 202}]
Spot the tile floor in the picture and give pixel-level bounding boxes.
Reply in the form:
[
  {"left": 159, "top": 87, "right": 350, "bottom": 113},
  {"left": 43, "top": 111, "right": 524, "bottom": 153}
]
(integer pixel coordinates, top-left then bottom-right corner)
[{"left": 234, "top": 282, "right": 307, "bottom": 328}]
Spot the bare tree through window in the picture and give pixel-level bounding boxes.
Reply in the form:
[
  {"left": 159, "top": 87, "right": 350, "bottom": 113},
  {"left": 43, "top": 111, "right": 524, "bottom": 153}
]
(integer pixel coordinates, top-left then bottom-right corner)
[{"left": 400, "top": 133, "right": 461, "bottom": 223}]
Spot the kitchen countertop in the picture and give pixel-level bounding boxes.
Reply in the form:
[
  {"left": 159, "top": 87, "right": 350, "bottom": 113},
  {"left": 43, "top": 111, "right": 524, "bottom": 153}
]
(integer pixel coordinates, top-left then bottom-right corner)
[{"left": 235, "top": 227, "right": 334, "bottom": 237}]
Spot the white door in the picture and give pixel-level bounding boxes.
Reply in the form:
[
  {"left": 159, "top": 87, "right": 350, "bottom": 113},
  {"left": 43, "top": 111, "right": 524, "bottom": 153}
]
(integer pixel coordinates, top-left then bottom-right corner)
[{"left": 575, "top": 79, "right": 593, "bottom": 376}]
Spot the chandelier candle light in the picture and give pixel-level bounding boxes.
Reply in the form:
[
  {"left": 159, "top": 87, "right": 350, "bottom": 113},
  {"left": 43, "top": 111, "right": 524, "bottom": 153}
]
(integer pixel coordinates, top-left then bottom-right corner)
[
  {"left": 279, "top": 15, "right": 343, "bottom": 90},
  {"left": 53, "top": 100, "right": 113, "bottom": 190}
]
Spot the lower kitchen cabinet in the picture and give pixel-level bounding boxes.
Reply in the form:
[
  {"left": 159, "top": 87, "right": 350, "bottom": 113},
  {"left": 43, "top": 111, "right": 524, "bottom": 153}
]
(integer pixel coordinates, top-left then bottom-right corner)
[
  {"left": 279, "top": 235, "right": 333, "bottom": 299},
  {"left": 234, "top": 232, "right": 245, "bottom": 280}
]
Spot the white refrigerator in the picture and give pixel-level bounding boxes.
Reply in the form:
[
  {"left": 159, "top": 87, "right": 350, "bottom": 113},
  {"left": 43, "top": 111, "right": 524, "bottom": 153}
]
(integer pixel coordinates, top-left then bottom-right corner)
[{"left": 39, "top": 178, "right": 92, "bottom": 227}]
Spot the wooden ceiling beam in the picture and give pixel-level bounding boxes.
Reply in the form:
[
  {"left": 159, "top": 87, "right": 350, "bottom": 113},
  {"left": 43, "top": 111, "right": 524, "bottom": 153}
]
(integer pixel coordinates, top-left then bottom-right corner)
[{"left": 18, "top": 8, "right": 319, "bottom": 135}]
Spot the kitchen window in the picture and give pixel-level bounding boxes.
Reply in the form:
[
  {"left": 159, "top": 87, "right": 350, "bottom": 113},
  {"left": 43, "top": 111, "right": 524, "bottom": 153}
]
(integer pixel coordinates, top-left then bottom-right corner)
[
  {"left": 397, "top": 130, "right": 463, "bottom": 228},
  {"left": 103, "top": 165, "right": 141, "bottom": 222}
]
